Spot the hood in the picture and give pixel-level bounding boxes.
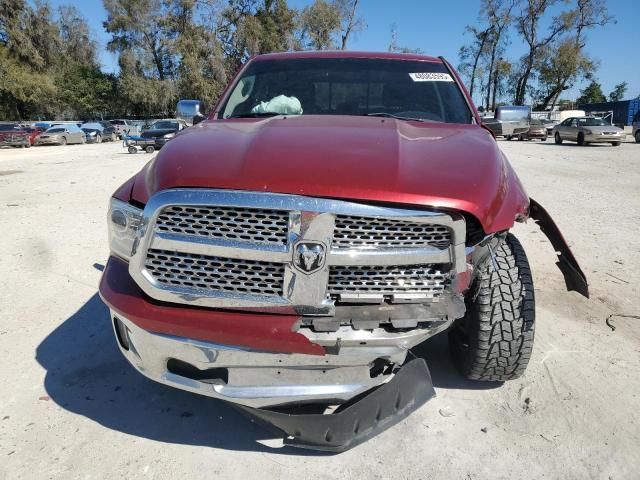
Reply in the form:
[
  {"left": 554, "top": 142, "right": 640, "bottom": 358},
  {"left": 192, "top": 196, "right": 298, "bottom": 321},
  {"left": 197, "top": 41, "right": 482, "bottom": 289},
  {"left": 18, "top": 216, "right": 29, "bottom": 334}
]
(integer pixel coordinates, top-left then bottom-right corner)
[
  {"left": 141, "top": 128, "right": 176, "bottom": 138},
  {"left": 130, "top": 115, "right": 529, "bottom": 233}
]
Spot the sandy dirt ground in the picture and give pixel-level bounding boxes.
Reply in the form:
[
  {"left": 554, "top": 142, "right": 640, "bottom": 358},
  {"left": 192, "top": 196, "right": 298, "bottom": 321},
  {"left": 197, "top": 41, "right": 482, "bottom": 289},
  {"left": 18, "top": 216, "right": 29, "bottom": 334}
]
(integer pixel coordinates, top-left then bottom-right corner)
[{"left": 0, "top": 136, "right": 639, "bottom": 480}]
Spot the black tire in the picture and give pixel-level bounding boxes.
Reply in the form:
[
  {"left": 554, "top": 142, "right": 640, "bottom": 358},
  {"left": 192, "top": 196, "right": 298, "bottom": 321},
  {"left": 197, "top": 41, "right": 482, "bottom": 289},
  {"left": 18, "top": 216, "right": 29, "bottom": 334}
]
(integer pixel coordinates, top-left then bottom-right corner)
[
  {"left": 554, "top": 132, "right": 562, "bottom": 144},
  {"left": 577, "top": 132, "right": 585, "bottom": 146},
  {"left": 635, "top": 132, "right": 640, "bottom": 143},
  {"left": 128, "top": 145, "right": 138, "bottom": 154},
  {"left": 96, "top": 134, "right": 102, "bottom": 144},
  {"left": 449, "top": 234, "right": 535, "bottom": 381},
  {"left": 60, "top": 137, "right": 67, "bottom": 146},
  {"left": 145, "top": 145, "right": 155, "bottom": 154},
  {"left": 611, "top": 142, "right": 620, "bottom": 147}
]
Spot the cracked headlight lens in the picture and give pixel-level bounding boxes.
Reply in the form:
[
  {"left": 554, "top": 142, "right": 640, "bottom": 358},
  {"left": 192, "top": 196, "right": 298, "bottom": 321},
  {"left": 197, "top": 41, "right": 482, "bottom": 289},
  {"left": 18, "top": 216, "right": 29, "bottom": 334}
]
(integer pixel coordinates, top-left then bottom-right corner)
[{"left": 108, "top": 198, "right": 143, "bottom": 260}]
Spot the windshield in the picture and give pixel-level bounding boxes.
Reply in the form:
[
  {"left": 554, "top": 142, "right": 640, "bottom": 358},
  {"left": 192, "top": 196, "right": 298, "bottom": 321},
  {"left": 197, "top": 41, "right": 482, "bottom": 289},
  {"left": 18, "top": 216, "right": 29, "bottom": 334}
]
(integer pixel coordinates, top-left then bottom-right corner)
[
  {"left": 577, "top": 118, "right": 608, "bottom": 126},
  {"left": 150, "top": 121, "right": 179, "bottom": 129},
  {"left": 110, "top": 120, "right": 125, "bottom": 125},
  {"left": 530, "top": 119, "right": 542, "bottom": 126},
  {"left": 220, "top": 58, "right": 473, "bottom": 124},
  {"left": 46, "top": 128, "right": 65, "bottom": 133},
  {"left": 0, "top": 124, "right": 18, "bottom": 131},
  {"left": 81, "top": 123, "right": 102, "bottom": 130}
]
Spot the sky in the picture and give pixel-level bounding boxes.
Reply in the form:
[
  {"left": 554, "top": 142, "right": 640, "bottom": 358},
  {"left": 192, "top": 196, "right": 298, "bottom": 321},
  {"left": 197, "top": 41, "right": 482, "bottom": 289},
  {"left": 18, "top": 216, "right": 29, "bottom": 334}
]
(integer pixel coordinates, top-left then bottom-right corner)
[{"left": 45, "top": 0, "right": 640, "bottom": 104}]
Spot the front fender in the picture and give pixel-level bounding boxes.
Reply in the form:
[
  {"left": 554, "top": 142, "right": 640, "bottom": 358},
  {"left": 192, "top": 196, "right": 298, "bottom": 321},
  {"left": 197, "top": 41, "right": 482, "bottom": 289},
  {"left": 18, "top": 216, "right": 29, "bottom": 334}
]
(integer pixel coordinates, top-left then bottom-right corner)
[{"left": 529, "top": 198, "right": 589, "bottom": 298}]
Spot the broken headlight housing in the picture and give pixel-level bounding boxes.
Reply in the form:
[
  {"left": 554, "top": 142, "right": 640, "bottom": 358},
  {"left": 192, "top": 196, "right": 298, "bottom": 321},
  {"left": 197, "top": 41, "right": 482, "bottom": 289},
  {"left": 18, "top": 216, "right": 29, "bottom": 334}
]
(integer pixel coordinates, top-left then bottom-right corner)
[{"left": 108, "top": 198, "right": 143, "bottom": 260}]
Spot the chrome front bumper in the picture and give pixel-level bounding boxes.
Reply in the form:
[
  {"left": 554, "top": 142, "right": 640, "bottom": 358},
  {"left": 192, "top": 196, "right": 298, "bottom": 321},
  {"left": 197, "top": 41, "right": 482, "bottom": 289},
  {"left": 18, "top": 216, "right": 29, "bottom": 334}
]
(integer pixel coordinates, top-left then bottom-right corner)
[
  {"left": 111, "top": 311, "right": 450, "bottom": 408},
  {"left": 585, "top": 133, "right": 623, "bottom": 142}
]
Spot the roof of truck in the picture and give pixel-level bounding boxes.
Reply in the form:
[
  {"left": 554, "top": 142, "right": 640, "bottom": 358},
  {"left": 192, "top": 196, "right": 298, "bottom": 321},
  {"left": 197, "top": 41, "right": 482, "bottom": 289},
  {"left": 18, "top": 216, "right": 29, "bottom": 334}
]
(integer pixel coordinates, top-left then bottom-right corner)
[{"left": 252, "top": 51, "right": 442, "bottom": 63}]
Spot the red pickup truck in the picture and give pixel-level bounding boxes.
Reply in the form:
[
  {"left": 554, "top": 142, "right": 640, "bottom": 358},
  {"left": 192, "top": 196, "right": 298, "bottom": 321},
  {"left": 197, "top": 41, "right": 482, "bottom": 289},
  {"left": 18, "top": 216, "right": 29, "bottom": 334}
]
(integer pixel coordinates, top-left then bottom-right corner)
[{"left": 99, "top": 51, "right": 587, "bottom": 451}]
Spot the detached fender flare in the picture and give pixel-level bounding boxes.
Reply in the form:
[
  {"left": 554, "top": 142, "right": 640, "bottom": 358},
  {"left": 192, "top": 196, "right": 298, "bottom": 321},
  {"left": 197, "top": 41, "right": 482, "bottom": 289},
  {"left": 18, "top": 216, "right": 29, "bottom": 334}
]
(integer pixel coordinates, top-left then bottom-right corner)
[{"left": 529, "top": 198, "right": 589, "bottom": 298}]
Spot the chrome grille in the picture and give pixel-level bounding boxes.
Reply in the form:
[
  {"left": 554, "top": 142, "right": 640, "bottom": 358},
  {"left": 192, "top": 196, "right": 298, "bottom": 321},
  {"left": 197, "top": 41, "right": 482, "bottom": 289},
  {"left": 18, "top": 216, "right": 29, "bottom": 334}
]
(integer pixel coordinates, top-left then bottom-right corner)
[
  {"left": 328, "top": 264, "right": 448, "bottom": 298},
  {"left": 130, "top": 189, "right": 466, "bottom": 313},
  {"left": 155, "top": 205, "right": 289, "bottom": 245},
  {"left": 145, "top": 248, "right": 284, "bottom": 296},
  {"left": 333, "top": 215, "right": 451, "bottom": 249}
]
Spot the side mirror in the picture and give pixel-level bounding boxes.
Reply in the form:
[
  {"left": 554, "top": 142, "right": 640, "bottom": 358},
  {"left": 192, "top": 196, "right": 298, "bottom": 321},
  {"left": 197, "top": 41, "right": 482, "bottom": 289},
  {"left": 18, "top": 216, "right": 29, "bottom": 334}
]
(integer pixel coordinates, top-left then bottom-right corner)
[{"left": 176, "top": 99, "right": 206, "bottom": 126}]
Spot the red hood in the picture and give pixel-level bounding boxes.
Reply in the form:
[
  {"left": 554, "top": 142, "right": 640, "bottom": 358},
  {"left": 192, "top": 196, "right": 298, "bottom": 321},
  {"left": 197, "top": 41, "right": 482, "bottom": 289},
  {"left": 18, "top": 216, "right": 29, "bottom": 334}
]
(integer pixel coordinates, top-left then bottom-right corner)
[{"left": 130, "top": 115, "right": 528, "bottom": 233}]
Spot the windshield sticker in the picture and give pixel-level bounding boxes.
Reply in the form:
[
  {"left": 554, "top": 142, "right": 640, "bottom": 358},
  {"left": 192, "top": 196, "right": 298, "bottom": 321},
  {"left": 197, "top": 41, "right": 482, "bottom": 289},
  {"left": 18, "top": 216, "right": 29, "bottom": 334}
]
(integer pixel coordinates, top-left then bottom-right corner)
[{"left": 409, "top": 72, "right": 454, "bottom": 82}]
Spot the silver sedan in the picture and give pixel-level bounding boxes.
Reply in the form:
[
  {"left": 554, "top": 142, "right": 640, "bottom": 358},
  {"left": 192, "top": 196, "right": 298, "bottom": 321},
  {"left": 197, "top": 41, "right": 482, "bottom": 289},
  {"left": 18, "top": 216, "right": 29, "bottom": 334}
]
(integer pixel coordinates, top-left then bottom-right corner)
[
  {"left": 35, "top": 126, "right": 86, "bottom": 146},
  {"left": 552, "top": 117, "right": 624, "bottom": 146}
]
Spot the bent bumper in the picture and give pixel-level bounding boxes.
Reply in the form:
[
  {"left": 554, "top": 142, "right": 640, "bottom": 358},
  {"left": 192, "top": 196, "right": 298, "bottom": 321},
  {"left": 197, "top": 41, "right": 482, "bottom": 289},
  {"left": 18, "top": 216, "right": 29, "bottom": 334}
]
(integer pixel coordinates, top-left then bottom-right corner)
[
  {"left": 111, "top": 311, "right": 438, "bottom": 408},
  {"left": 100, "top": 256, "right": 451, "bottom": 408},
  {"left": 241, "top": 358, "right": 435, "bottom": 452}
]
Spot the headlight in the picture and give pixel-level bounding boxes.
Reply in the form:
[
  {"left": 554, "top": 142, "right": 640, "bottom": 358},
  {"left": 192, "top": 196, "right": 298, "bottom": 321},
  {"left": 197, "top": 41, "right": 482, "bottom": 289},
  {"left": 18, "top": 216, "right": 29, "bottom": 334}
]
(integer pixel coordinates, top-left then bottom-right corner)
[
  {"left": 162, "top": 132, "right": 176, "bottom": 139},
  {"left": 88, "top": 131, "right": 96, "bottom": 136},
  {"left": 108, "top": 198, "right": 143, "bottom": 260}
]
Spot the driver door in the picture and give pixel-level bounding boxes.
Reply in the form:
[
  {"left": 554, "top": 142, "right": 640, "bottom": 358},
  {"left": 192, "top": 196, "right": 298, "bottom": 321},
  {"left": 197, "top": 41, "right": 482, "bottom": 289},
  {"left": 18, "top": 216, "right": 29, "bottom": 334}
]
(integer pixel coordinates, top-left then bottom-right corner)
[{"left": 558, "top": 119, "right": 574, "bottom": 140}]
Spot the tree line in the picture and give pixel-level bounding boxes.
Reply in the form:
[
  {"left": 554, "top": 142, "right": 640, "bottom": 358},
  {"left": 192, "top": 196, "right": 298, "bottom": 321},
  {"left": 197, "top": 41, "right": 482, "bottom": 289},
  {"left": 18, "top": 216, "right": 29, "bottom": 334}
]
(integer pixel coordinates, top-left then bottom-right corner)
[
  {"left": 0, "top": 0, "right": 365, "bottom": 120},
  {"left": 457, "top": 0, "right": 632, "bottom": 111}
]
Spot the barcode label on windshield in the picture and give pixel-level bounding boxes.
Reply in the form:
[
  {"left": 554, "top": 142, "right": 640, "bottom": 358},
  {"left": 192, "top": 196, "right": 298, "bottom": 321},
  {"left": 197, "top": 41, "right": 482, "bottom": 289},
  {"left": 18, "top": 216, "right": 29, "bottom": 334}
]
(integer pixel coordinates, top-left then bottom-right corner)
[{"left": 409, "top": 72, "right": 454, "bottom": 82}]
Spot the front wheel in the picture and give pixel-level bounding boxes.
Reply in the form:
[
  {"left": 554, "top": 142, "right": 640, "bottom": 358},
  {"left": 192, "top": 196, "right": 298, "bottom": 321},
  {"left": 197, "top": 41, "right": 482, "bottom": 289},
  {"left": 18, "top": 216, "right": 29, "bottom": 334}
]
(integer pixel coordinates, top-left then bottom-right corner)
[
  {"left": 128, "top": 145, "right": 138, "bottom": 154},
  {"left": 577, "top": 132, "right": 586, "bottom": 146},
  {"left": 96, "top": 134, "right": 102, "bottom": 144},
  {"left": 449, "top": 234, "right": 535, "bottom": 381},
  {"left": 60, "top": 137, "right": 67, "bottom": 146},
  {"left": 554, "top": 133, "right": 562, "bottom": 144},
  {"left": 611, "top": 142, "right": 621, "bottom": 147},
  {"left": 635, "top": 131, "right": 640, "bottom": 143}
]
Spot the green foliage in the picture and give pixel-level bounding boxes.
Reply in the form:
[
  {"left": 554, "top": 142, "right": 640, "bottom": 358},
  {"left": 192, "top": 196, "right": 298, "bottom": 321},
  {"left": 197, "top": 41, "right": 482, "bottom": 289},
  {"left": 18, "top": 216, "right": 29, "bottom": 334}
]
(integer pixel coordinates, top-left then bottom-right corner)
[
  {"left": 299, "top": 0, "right": 341, "bottom": 50},
  {"left": 608, "top": 82, "right": 627, "bottom": 102},
  {"left": 576, "top": 80, "right": 606, "bottom": 105},
  {"left": 0, "top": 0, "right": 366, "bottom": 120}
]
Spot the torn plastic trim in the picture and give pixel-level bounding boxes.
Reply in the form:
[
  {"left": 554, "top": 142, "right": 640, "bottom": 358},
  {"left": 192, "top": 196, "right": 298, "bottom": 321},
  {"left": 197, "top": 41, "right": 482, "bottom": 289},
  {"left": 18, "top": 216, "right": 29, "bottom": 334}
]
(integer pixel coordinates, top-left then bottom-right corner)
[
  {"left": 234, "top": 358, "right": 435, "bottom": 452},
  {"left": 529, "top": 198, "right": 589, "bottom": 298}
]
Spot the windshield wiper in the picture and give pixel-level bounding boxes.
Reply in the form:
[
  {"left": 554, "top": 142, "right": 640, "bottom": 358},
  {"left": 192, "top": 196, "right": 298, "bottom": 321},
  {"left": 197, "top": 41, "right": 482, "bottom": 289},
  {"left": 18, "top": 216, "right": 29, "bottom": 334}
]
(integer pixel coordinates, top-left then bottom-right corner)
[
  {"left": 228, "top": 112, "right": 282, "bottom": 119},
  {"left": 366, "top": 112, "right": 427, "bottom": 122}
]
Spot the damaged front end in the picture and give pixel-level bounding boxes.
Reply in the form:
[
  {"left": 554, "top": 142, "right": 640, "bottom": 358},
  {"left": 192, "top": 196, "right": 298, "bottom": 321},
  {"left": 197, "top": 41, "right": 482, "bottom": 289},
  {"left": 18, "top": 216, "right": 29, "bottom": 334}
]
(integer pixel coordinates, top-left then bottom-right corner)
[{"left": 101, "top": 184, "right": 589, "bottom": 452}]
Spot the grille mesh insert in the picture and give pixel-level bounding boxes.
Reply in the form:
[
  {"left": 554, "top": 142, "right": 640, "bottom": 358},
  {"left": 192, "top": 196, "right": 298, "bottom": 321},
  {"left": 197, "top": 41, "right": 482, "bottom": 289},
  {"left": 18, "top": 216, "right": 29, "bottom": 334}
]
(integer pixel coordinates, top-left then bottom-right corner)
[
  {"left": 333, "top": 215, "right": 451, "bottom": 250},
  {"left": 155, "top": 205, "right": 289, "bottom": 245},
  {"left": 328, "top": 264, "right": 448, "bottom": 298},
  {"left": 145, "top": 249, "right": 284, "bottom": 296}
]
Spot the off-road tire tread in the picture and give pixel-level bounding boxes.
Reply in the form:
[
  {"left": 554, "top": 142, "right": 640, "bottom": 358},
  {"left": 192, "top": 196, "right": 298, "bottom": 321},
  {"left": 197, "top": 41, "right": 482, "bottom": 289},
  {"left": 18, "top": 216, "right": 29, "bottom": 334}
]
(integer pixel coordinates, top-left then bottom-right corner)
[{"left": 449, "top": 234, "right": 535, "bottom": 381}]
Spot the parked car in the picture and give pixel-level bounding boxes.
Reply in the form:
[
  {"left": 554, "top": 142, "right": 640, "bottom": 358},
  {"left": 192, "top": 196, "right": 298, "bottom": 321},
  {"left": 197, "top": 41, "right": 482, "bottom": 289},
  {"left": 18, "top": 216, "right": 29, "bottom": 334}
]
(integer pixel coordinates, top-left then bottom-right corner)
[
  {"left": 521, "top": 118, "right": 547, "bottom": 141},
  {"left": 99, "top": 51, "right": 588, "bottom": 452},
  {"left": 540, "top": 118, "right": 558, "bottom": 135},
  {"left": 139, "top": 119, "right": 187, "bottom": 149},
  {"left": 80, "top": 121, "right": 117, "bottom": 142},
  {"left": 81, "top": 127, "right": 103, "bottom": 143},
  {"left": 0, "top": 124, "right": 45, "bottom": 147},
  {"left": 34, "top": 125, "right": 85, "bottom": 145},
  {"left": 482, "top": 105, "right": 531, "bottom": 139},
  {"left": 552, "top": 116, "right": 624, "bottom": 146}
]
